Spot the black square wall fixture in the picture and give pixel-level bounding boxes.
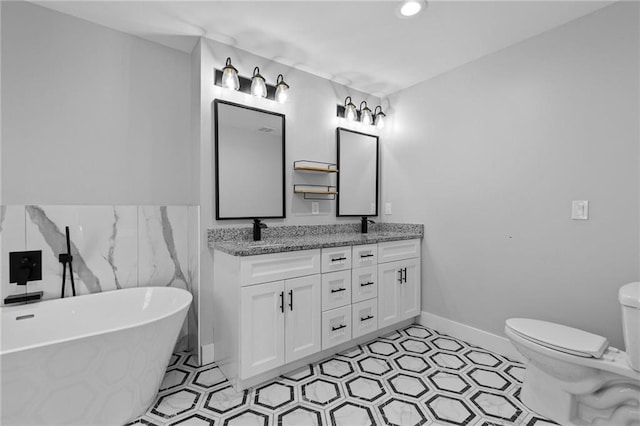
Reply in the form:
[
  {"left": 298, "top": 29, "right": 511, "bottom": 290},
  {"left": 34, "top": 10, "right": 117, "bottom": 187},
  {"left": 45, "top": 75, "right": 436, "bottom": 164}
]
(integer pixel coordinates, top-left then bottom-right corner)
[{"left": 9, "top": 250, "right": 42, "bottom": 284}]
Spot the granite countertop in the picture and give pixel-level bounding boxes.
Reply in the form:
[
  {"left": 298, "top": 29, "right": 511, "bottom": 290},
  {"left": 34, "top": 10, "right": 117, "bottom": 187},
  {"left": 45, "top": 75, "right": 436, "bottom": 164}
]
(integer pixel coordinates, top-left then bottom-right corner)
[{"left": 208, "top": 223, "right": 423, "bottom": 256}]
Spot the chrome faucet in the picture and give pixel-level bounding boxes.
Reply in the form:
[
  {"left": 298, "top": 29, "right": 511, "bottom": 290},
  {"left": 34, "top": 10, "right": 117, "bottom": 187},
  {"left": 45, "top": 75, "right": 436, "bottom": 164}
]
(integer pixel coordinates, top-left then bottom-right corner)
[{"left": 253, "top": 218, "right": 267, "bottom": 241}]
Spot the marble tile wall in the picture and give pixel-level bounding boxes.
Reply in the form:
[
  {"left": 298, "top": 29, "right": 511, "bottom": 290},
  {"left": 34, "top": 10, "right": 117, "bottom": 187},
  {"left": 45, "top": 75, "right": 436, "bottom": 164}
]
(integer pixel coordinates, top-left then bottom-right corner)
[{"left": 0, "top": 205, "right": 200, "bottom": 352}]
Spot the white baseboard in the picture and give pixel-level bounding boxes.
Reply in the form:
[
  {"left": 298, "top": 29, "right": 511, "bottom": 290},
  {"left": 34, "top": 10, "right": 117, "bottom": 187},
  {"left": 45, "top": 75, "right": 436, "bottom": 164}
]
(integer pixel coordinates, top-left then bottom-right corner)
[
  {"left": 201, "top": 343, "right": 215, "bottom": 366},
  {"left": 419, "top": 311, "right": 524, "bottom": 363}
]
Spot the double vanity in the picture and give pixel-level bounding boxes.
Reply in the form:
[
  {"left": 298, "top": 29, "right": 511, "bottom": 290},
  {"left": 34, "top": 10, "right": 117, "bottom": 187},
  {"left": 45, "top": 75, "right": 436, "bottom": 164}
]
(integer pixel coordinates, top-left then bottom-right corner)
[{"left": 209, "top": 223, "right": 423, "bottom": 390}]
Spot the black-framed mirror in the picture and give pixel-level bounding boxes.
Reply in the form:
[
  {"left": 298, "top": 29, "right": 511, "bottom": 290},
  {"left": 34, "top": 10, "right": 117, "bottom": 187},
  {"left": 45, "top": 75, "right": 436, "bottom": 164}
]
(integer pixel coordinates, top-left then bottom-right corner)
[
  {"left": 214, "top": 99, "right": 286, "bottom": 220},
  {"left": 336, "top": 127, "right": 379, "bottom": 217}
]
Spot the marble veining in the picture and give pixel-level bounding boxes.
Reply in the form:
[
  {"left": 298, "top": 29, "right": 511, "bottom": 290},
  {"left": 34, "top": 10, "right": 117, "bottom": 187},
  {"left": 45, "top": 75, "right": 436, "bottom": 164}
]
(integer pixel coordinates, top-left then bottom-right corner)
[{"left": 208, "top": 223, "right": 423, "bottom": 256}]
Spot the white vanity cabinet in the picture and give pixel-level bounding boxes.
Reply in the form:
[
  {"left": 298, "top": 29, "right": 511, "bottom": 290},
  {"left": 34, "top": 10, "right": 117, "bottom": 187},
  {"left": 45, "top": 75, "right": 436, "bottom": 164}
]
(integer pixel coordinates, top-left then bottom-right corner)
[
  {"left": 213, "top": 237, "right": 421, "bottom": 391},
  {"left": 240, "top": 274, "right": 321, "bottom": 378},
  {"left": 378, "top": 239, "right": 421, "bottom": 328}
]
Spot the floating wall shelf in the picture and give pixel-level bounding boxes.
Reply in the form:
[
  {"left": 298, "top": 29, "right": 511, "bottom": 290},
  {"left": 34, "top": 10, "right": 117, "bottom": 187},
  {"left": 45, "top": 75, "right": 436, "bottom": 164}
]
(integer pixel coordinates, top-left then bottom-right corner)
[
  {"left": 294, "top": 160, "right": 338, "bottom": 173},
  {"left": 293, "top": 184, "right": 338, "bottom": 200}
]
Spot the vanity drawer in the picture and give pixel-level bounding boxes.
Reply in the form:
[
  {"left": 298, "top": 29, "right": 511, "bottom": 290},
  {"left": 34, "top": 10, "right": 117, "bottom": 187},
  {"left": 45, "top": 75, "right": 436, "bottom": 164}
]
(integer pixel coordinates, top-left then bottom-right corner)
[
  {"left": 240, "top": 249, "right": 321, "bottom": 286},
  {"left": 321, "top": 246, "right": 352, "bottom": 272},
  {"left": 378, "top": 239, "right": 421, "bottom": 264},
  {"left": 352, "top": 244, "right": 378, "bottom": 269},
  {"left": 322, "top": 305, "right": 352, "bottom": 350},
  {"left": 352, "top": 299, "right": 378, "bottom": 339},
  {"left": 352, "top": 266, "right": 377, "bottom": 303},
  {"left": 322, "top": 270, "right": 352, "bottom": 311}
]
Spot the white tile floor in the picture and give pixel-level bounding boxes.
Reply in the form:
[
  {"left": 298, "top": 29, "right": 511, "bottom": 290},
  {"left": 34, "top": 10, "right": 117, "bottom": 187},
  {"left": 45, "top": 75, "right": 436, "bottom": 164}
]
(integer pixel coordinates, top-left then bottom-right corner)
[{"left": 128, "top": 324, "right": 557, "bottom": 425}]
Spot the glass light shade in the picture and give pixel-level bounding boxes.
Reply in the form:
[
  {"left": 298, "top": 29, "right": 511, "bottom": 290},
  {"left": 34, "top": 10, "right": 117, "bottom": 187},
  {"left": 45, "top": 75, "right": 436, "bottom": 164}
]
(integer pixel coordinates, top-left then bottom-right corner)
[
  {"left": 400, "top": 0, "right": 422, "bottom": 16},
  {"left": 344, "top": 97, "right": 357, "bottom": 121},
  {"left": 221, "top": 57, "right": 240, "bottom": 91},
  {"left": 275, "top": 74, "right": 290, "bottom": 103},
  {"left": 374, "top": 106, "right": 386, "bottom": 128},
  {"left": 251, "top": 67, "right": 267, "bottom": 98},
  {"left": 360, "top": 102, "right": 373, "bottom": 125}
]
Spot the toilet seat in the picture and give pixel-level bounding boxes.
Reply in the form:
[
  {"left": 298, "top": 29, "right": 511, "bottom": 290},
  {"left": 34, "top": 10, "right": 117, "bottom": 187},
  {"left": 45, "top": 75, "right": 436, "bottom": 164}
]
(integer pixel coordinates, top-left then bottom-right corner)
[{"left": 505, "top": 318, "right": 609, "bottom": 358}]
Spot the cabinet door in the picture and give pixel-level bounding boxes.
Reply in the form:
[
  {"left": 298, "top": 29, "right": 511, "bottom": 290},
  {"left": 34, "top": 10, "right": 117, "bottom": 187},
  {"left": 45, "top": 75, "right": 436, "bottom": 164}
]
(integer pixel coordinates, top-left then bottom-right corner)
[
  {"left": 378, "top": 261, "right": 403, "bottom": 328},
  {"left": 400, "top": 259, "right": 421, "bottom": 320},
  {"left": 240, "top": 281, "right": 285, "bottom": 379},
  {"left": 285, "top": 275, "right": 321, "bottom": 363}
]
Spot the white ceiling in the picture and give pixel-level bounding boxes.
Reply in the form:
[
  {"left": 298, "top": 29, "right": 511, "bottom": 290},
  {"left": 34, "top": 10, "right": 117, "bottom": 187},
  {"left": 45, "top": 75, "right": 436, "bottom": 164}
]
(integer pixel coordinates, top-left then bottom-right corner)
[{"left": 32, "top": 0, "right": 614, "bottom": 97}]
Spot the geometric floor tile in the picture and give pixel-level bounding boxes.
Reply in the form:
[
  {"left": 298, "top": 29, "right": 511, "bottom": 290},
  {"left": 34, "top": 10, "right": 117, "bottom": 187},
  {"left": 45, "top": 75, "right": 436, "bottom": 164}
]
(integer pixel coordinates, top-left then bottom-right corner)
[
  {"left": 319, "top": 358, "right": 355, "bottom": 379},
  {"left": 466, "top": 367, "right": 510, "bottom": 391},
  {"left": 470, "top": 390, "right": 522, "bottom": 422},
  {"left": 387, "top": 373, "right": 429, "bottom": 398},
  {"left": 345, "top": 376, "right": 387, "bottom": 402},
  {"left": 254, "top": 381, "right": 294, "bottom": 410},
  {"left": 133, "top": 324, "right": 554, "bottom": 425},
  {"left": 329, "top": 401, "right": 377, "bottom": 426},
  {"left": 428, "top": 371, "right": 471, "bottom": 394},
  {"left": 425, "top": 394, "right": 476, "bottom": 425},
  {"left": 150, "top": 388, "right": 201, "bottom": 419},
  {"left": 378, "top": 398, "right": 427, "bottom": 426},
  {"left": 429, "top": 352, "right": 468, "bottom": 370}
]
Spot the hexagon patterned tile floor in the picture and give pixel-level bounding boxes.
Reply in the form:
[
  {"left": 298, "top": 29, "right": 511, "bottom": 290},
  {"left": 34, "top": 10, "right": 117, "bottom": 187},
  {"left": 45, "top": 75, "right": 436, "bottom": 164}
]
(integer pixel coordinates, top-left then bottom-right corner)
[{"left": 129, "top": 324, "right": 557, "bottom": 425}]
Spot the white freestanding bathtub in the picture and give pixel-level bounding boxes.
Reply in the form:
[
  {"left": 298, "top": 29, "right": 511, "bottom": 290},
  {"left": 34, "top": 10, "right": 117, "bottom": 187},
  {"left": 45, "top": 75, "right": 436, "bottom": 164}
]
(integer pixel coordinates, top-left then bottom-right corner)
[{"left": 1, "top": 286, "right": 192, "bottom": 426}]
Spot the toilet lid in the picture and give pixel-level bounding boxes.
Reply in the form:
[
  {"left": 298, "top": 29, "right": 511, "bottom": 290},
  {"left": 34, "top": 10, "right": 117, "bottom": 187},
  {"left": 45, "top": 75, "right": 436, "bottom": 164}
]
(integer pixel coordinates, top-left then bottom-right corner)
[{"left": 506, "top": 318, "right": 609, "bottom": 358}]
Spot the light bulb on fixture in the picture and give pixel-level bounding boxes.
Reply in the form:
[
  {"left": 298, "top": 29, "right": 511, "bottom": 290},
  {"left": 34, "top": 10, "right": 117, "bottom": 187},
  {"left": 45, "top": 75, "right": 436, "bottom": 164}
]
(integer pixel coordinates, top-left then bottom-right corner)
[
  {"left": 374, "top": 106, "right": 386, "bottom": 129},
  {"left": 399, "top": 0, "right": 426, "bottom": 17},
  {"left": 251, "top": 67, "right": 267, "bottom": 98},
  {"left": 360, "top": 101, "right": 373, "bottom": 125},
  {"left": 275, "top": 74, "right": 290, "bottom": 103},
  {"left": 344, "top": 96, "right": 357, "bottom": 122},
  {"left": 221, "top": 57, "right": 240, "bottom": 91}
]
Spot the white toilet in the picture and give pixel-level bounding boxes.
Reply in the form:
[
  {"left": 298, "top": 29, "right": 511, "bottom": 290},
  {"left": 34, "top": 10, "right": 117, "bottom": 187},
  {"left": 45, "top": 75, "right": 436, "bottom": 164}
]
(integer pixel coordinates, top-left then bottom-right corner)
[{"left": 505, "top": 282, "right": 640, "bottom": 426}]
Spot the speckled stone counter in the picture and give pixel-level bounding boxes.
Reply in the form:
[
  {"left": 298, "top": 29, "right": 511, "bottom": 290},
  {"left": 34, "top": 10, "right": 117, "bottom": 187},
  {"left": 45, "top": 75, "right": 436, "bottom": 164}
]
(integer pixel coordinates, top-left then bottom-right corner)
[{"left": 208, "top": 223, "right": 423, "bottom": 256}]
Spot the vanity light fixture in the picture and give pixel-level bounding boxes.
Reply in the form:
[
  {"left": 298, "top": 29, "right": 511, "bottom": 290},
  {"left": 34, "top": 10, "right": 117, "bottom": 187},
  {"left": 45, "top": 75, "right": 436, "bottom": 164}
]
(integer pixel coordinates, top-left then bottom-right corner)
[
  {"left": 275, "top": 74, "right": 290, "bottom": 103},
  {"left": 221, "top": 57, "right": 240, "bottom": 91},
  {"left": 344, "top": 96, "right": 358, "bottom": 122},
  {"left": 251, "top": 67, "right": 267, "bottom": 98},
  {"left": 360, "top": 101, "right": 373, "bottom": 126},
  {"left": 374, "top": 106, "right": 386, "bottom": 128}
]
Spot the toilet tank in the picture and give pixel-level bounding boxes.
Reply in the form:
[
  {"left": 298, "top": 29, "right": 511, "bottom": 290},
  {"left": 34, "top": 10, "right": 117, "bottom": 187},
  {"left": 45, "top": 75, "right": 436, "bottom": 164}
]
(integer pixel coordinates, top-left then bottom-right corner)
[{"left": 619, "top": 282, "right": 640, "bottom": 372}]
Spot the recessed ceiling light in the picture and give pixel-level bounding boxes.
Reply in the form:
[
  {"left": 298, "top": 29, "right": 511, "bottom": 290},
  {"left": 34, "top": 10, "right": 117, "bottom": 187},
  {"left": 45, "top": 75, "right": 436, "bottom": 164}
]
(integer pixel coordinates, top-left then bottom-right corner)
[{"left": 399, "top": 0, "right": 426, "bottom": 17}]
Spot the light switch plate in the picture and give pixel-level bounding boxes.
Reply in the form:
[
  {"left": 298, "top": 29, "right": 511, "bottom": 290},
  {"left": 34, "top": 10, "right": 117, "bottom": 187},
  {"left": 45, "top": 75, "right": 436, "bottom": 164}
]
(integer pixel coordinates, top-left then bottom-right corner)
[
  {"left": 385, "top": 203, "right": 392, "bottom": 215},
  {"left": 572, "top": 200, "right": 589, "bottom": 220},
  {"left": 312, "top": 202, "right": 319, "bottom": 215}
]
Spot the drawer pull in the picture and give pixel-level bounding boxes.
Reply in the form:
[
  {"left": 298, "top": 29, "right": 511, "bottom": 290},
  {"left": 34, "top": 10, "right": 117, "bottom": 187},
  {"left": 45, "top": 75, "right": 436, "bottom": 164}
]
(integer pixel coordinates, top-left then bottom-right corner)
[
  {"left": 331, "top": 256, "right": 347, "bottom": 262},
  {"left": 360, "top": 281, "right": 374, "bottom": 287},
  {"left": 332, "top": 324, "right": 347, "bottom": 331},
  {"left": 360, "top": 315, "right": 374, "bottom": 322},
  {"left": 331, "top": 288, "right": 347, "bottom": 293},
  {"left": 360, "top": 253, "right": 374, "bottom": 258}
]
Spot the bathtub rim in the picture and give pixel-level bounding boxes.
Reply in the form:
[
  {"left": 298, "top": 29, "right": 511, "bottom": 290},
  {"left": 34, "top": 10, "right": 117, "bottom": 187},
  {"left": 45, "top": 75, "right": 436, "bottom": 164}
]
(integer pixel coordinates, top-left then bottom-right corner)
[{"left": 0, "top": 286, "right": 192, "bottom": 356}]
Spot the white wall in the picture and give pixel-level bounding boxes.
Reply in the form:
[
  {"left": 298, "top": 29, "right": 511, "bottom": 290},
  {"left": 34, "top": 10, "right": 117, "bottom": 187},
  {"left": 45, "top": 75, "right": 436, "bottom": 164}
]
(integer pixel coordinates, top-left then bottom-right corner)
[
  {"left": 385, "top": 2, "right": 639, "bottom": 348},
  {"left": 1, "top": 1, "right": 191, "bottom": 205}
]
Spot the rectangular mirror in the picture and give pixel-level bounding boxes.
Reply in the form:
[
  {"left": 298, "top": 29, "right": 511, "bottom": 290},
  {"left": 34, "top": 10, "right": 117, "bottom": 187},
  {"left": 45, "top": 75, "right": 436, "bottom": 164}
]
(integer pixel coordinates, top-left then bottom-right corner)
[
  {"left": 214, "top": 99, "right": 285, "bottom": 219},
  {"left": 336, "top": 128, "right": 379, "bottom": 217}
]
